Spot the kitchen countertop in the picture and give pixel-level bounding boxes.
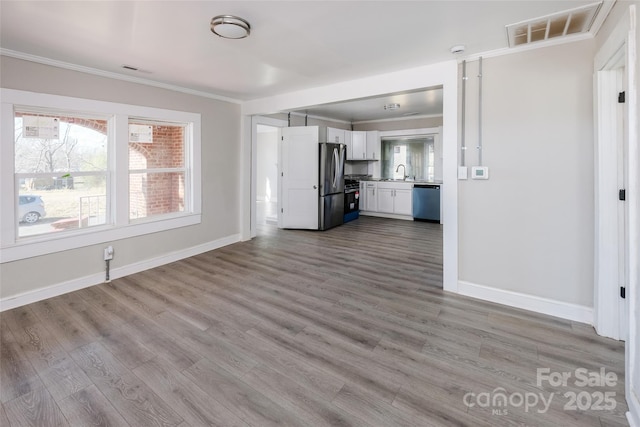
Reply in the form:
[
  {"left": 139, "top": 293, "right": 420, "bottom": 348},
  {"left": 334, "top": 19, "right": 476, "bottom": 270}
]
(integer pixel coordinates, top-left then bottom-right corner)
[{"left": 362, "top": 178, "right": 442, "bottom": 185}]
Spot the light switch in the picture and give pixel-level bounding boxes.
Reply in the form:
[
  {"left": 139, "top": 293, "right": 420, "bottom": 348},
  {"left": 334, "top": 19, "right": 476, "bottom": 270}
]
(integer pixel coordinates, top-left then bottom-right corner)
[{"left": 458, "top": 166, "right": 468, "bottom": 180}]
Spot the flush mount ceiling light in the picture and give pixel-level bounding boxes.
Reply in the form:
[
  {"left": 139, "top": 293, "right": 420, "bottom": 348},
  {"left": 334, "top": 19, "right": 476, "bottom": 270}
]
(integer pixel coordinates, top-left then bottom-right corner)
[
  {"left": 210, "top": 15, "right": 251, "bottom": 39},
  {"left": 450, "top": 45, "right": 466, "bottom": 54},
  {"left": 384, "top": 103, "right": 401, "bottom": 110}
]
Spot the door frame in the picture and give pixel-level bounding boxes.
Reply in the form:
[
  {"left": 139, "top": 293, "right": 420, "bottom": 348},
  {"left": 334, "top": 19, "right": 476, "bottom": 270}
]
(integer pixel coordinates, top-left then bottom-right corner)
[
  {"left": 594, "top": 4, "right": 638, "bottom": 426},
  {"left": 241, "top": 60, "right": 459, "bottom": 293},
  {"left": 250, "top": 115, "right": 287, "bottom": 238}
]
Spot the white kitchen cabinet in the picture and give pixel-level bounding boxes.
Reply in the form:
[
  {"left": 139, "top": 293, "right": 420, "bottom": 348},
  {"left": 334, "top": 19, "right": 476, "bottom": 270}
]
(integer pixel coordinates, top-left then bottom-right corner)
[
  {"left": 327, "top": 127, "right": 346, "bottom": 144},
  {"left": 377, "top": 187, "right": 394, "bottom": 213},
  {"left": 365, "top": 130, "right": 379, "bottom": 160},
  {"left": 359, "top": 181, "right": 366, "bottom": 211},
  {"left": 365, "top": 182, "right": 377, "bottom": 211},
  {"left": 393, "top": 188, "right": 413, "bottom": 215},
  {"left": 376, "top": 182, "right": 413, "bottom": 215},
  {"left": 351, "top": 131, "right": 366, "bottom": 160},
  {"left": 345, "top": 130, "right": 353, "bottom": 159},
  {"left": 347, "top": 131, "right": 379, "bottom": 161}
]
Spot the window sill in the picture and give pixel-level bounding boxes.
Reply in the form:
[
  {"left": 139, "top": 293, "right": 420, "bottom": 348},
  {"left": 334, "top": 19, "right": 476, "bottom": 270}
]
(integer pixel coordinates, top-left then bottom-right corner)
[{"left": 0, "top": 213, "right": 201, "bottom": 263}]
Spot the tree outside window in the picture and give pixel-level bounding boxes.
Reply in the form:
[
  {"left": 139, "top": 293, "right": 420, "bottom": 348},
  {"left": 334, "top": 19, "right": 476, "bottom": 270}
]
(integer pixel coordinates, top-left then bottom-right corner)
[{"left": 14, "top": 111, "right": 109, "bottom": 238}]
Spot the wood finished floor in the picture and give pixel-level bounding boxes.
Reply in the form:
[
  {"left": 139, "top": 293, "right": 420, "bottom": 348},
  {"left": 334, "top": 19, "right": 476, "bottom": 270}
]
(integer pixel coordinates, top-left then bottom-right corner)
[{"left": 0, "top": 216, "right": 628, "bottom": 426}]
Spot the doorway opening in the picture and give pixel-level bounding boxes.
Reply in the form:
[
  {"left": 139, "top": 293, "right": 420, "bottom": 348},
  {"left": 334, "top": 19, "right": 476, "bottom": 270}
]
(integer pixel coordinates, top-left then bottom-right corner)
[
  {"left": 251, "top": 116, "right": 287, "bottom": 237},
  {"left": 255, "top": 124, "right": 279, "bottom": 234}
]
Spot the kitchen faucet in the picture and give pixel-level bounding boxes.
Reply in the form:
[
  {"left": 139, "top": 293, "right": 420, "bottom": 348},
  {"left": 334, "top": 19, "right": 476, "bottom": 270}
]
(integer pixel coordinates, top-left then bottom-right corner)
[{"left": 396, "top": 164, "right": 407, "bottom": 180}]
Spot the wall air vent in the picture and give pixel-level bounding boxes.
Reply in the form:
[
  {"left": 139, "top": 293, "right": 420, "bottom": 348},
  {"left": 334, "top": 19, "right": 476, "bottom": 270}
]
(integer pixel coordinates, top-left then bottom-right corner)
[{"left": 506, "top": 2, "right": 602, "bottom": 47}]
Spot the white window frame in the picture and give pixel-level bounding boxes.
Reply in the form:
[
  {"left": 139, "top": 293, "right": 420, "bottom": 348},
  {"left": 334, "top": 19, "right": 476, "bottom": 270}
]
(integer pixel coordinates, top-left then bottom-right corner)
[
  {"left": 127, "top": 118, "right": 191, "bottom": 223},
  {"left": 0, "top": 89, "right": 201, "bottom": 263}
]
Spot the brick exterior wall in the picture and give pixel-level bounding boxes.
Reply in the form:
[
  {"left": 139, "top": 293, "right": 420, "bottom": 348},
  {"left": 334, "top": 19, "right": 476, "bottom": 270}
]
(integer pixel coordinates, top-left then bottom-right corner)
[{"left": 129, "top": 124, "right": 185, "bottom": 219}]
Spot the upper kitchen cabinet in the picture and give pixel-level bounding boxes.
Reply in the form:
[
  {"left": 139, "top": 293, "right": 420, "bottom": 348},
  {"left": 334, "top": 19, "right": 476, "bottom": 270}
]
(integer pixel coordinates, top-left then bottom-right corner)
[
  {"left": 350, "top": 131, "right": 366, "bottom": 160},
  {"left": 327, "top": 127, "right": 349, "bottom": 144},
  {"left": 344, "top": 130, "right": 352, "bottom": 159},
  {"left": 348, "top": 131, "right": 379, "bottom": 161},
  {"left": 366, "top": 131, "right": 379, "bottom": 160}
]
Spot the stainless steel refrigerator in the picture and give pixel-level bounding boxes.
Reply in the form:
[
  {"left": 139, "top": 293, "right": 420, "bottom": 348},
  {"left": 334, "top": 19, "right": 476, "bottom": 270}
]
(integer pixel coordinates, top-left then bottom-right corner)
[{"left": 319, "top": 142, "right": 345, "bottom": 230}]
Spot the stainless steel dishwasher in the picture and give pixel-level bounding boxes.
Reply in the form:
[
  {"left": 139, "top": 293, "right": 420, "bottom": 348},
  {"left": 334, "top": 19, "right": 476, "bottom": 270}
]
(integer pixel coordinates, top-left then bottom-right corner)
[{"left": 412, "top": 184, "right": 440, "bottom": 222}]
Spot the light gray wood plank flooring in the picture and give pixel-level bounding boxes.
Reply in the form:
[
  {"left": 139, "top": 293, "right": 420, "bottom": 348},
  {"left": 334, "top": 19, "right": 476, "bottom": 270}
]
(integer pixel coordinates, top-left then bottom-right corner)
[{"left": 1, "top": 216, "right": 628, "bottom": 426}]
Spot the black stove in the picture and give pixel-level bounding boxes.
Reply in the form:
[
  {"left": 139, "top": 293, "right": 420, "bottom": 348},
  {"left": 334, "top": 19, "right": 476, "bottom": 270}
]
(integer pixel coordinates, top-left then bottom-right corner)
[
  {"left": 344, "top": 175, "right": 369, "bottom": 222},
  {"left": 345, "top": 174, "right": 370, "bottom": 190},
  {"left": 345, "top": 179, "right": 360, "bottom": 191}
]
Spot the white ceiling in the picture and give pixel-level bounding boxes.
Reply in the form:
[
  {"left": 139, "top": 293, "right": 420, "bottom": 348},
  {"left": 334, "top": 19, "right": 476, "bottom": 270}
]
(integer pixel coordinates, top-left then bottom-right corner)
[
  {"left": 291, "top": 87, "right": 444, "bottom": 123},
  {"left": 1, "top": 1, "right": 607, "bottom": 121}
]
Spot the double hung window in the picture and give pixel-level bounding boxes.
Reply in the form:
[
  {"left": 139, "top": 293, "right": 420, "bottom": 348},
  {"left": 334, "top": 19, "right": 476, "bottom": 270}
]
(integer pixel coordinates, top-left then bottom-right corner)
[{"left": 0, "top": 89, "right": 201, "bottom": 262}]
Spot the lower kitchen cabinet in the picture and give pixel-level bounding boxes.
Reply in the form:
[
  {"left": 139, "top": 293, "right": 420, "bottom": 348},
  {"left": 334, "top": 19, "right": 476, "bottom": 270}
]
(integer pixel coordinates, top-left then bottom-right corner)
[
  {"left": 393, "top": 188, "right": 412, "bottom": 215},
  {"left": 377, "top": 184, "right": 412, "bottom": 215},
  {"left": 365, "top": 182, "right": 377, "bottom": 212},
  {"left": 360, "top": 181, "right": 412, "bottom": 218},
  {"left": 377, "top": 188, "right": 395, "bottom": 213}
]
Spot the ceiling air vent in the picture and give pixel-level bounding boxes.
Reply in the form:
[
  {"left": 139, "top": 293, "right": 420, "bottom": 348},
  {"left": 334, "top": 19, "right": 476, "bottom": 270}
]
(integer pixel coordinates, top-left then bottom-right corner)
[{"left": 506, "top": 2, "right": 602, "bottom": 47}]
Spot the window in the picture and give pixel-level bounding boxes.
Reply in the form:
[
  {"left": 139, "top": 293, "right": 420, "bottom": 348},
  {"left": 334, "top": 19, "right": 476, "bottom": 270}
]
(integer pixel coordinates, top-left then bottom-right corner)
[
  {"left": 0, "top": 89, "right": 201, "bottom": 262},
  {"left": 128, "top": 120, "right": 187, "bottom": 221},
  {"left": 14, "top": 110, "right": 109, "bottom": 238},
  {"left": 381, "top": 135, "right": 436, "bottom": 181}
]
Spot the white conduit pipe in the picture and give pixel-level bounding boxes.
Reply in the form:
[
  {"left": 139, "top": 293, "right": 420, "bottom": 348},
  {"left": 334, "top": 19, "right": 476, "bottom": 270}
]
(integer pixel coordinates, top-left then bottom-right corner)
[
  {"left": 478, "top": 56, "right": 483, "bottom": 166},
  {"left": 461, "top": 60, "right": 467, "bottom": 166}
]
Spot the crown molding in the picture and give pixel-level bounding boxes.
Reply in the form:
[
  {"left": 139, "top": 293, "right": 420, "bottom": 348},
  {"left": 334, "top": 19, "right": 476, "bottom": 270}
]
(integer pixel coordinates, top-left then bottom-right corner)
[
  {"left": 353, "top": 113, "right": 443, "bottom": 125},
  {"left": 0, "top": 48, "right": 242, "bottom": 105},
  {"left": 287, "top": 111, "right": 443, "bottom": 126},
  {"left": 460, "top": 32, "right": 594, "bottom": 63},
  {"left": 287, "top": 111, "right": 352, "bottom": 125}
]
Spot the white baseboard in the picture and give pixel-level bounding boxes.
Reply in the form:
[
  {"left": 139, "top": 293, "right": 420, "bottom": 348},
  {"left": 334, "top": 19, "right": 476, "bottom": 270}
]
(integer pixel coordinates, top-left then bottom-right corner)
[
  {"left": 0, "top": 234, "right": 241, "bottom": 312},
  {"left": 628, "top": 390, "right": 640, "bottom": 427},
  {"left": 457, "top": 280, "right": 593, "bottom": 324},
  {"left": 359, "top": 211, "right": 413, "bottom": 221}
]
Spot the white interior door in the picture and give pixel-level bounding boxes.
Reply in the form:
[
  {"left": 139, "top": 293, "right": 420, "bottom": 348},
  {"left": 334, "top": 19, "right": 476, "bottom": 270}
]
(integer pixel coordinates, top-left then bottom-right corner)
[
  {"left": 594, "top": 6, "right": 638, "bottom": 425},
  {"left": 279, "top": 127, "right": 319, "bottom": 229},
  {"left": 594, "top": 66, "right": 628, "bottom": 341},
  {"left": 617, "top": 66, "right": 629, "bottom": 340},
  {"left": 625, "top": 6, "right": 639, "bottom": 425}
]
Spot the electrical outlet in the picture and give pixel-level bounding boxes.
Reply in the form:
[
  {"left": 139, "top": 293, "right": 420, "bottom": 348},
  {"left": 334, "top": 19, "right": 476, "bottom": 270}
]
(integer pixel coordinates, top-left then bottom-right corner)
[{"left": 104, "top": 246, "right": 114, "bottom": 261}]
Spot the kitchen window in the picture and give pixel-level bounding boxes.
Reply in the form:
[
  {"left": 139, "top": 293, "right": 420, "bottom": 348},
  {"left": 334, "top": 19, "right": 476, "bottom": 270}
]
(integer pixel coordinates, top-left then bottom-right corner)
[
  {"left": 0, "top": 89, "right": 201, "bottom": 262},
  {"left": 381, "top": 135, "right": 437, "bottom": 181}
]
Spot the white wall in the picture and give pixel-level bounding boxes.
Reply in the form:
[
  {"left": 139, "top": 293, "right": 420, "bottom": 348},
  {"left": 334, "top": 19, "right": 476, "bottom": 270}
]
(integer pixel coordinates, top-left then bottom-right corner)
[
  {"left": 0, "top": 56, "right": 241, "bottom": 302},
  {"left": 458, "top": 39, "right": 596, "bottom": 308}
]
